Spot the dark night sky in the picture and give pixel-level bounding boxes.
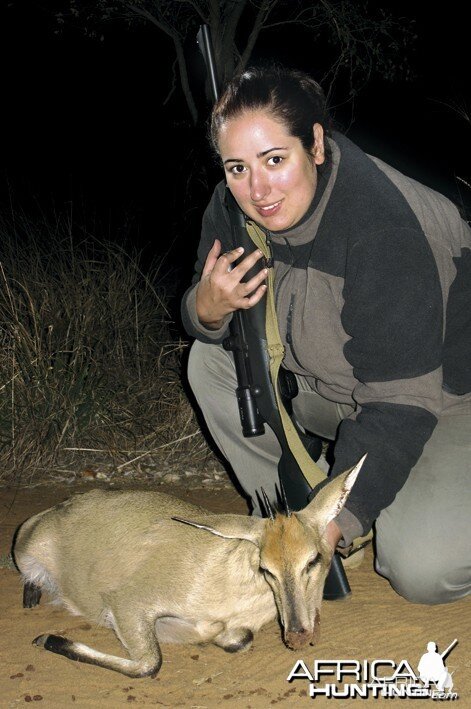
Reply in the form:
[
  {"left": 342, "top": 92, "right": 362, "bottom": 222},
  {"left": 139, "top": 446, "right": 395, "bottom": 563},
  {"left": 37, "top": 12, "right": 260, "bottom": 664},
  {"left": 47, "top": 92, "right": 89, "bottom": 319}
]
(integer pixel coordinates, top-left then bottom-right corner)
[{"left": 1, "top": 1, "right": 469, "bottom": 263}]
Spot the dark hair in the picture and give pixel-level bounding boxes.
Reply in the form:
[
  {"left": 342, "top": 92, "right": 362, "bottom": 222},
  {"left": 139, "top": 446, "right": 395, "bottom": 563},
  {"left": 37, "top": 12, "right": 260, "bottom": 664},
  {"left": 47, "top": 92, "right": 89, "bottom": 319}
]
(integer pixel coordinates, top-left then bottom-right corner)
[{"left": 210, "top": 64, "right": 331, "bottom": 156}]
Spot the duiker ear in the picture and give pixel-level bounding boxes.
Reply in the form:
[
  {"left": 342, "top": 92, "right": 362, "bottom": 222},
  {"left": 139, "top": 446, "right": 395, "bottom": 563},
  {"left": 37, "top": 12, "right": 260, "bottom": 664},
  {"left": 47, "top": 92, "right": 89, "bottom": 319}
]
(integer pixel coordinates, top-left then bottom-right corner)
[
  {"left": 172, "top": 514, "right": 266, "bottom": 547},
  {"left": 301, "top": 454, "right": 367, "bottom": 534}
]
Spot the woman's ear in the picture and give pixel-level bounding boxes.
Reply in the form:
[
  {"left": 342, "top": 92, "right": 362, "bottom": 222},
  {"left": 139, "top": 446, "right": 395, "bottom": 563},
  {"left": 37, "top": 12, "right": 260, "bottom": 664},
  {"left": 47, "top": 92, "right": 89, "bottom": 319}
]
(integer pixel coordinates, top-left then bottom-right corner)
[{"left": 312, "top": 123, "right": 325, "bottom": 165}]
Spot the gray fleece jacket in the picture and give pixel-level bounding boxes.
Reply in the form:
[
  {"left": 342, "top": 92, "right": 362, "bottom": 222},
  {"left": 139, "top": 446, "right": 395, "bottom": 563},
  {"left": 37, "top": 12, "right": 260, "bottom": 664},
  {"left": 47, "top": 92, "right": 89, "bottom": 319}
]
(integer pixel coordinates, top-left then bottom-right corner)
[{"left": 181, "top": 132, "right": 471, "bottom": 540}]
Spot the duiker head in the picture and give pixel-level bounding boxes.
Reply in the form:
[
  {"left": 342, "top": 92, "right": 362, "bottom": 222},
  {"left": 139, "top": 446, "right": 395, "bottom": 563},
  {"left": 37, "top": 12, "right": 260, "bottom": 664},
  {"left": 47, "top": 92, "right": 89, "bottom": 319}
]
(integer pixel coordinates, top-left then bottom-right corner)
[{"left": 173, "top": 455, "right": 365, "bottom": 650}]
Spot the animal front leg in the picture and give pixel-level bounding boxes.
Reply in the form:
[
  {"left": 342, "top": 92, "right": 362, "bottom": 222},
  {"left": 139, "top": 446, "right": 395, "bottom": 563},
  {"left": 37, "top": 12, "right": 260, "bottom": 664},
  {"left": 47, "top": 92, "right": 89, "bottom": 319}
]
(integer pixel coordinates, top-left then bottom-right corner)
[{"left": 212, "top": 626, "right": 254, "bottom": 653}]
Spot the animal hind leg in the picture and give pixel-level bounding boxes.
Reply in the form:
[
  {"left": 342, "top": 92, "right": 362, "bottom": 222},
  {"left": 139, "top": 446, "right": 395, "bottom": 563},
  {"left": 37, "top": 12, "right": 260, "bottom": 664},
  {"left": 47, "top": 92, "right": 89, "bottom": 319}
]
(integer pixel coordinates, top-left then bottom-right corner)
[{"left": 34, "top": 609, "right": 162, "bottom": 678}]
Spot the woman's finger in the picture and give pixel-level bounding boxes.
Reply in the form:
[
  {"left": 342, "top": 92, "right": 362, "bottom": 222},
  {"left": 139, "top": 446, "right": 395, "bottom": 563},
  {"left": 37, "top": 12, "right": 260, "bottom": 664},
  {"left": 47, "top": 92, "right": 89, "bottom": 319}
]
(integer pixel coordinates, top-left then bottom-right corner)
[
  {"left": 215, "top": 246, "right": 245, "bottom": 273},
  {"left": 241, "top": 267, "right": 269, "bottom": 296},
  {"left": 230, "top": 248, "right": 265, "bottom": 279},
  {"left": 239, "top": 284, "right": 268, "bottom": 308},
  {"left": 201, "top": 239, "right": 222, "bottom": 278}
]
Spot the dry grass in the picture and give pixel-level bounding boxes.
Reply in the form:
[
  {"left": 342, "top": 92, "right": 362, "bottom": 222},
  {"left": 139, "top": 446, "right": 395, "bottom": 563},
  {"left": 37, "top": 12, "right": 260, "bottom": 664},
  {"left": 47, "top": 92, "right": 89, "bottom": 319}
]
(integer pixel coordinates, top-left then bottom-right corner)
[{"left": 0, "top": 211, "right": 213, "bottom": 485}]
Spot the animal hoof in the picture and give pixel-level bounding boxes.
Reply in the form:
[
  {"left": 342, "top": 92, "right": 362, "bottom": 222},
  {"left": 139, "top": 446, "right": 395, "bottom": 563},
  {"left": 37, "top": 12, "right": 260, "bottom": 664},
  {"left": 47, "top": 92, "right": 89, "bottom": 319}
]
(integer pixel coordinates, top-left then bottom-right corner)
[
  {"left": 33, "top": 634, "right": 49, "bottom": 647},
  {"left": 33, "top": 634, "right": 73, "bottom": 655},
  {"left": 23, "top": 582, "right": 42, "bottom": 608}
]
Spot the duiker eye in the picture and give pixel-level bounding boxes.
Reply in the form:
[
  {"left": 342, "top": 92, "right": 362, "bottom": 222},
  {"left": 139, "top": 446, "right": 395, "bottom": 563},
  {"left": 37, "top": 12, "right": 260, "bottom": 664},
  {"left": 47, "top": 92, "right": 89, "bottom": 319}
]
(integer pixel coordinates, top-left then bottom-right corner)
[
  {"left": 259, "top": 565, "right": 275, "bottom": 579},
  {"left": 306, "top": 553, "right": 321, "bottom": 572}
]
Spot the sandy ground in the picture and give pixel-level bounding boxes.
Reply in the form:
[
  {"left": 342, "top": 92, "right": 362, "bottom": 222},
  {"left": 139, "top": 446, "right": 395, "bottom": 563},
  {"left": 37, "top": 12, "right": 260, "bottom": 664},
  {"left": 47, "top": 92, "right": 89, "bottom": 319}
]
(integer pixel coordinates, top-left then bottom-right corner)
[{"left": 1, "top": 478, "right": 469, "bottom": 708}]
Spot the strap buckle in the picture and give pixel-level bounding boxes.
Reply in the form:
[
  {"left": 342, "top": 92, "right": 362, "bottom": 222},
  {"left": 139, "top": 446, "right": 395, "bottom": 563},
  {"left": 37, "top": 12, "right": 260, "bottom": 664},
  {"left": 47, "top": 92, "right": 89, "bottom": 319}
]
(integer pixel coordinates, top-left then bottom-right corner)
[{"left": 336, "top": 530, "right": 373, "bottom": 559}]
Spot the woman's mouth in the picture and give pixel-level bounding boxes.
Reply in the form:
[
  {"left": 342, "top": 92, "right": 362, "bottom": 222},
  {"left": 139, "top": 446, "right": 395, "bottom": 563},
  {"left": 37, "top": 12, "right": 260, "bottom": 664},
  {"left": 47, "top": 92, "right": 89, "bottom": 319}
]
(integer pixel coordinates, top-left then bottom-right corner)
[{"left": 255, "top": 200, "right": 282, "bottom": 218}]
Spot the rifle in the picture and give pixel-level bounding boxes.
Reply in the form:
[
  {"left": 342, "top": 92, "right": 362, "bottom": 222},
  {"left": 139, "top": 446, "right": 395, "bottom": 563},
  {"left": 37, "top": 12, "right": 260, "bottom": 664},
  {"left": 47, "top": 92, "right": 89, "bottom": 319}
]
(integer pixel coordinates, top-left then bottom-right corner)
[{"left": 196, "top": 25, "right": 350, "bottom": 599}]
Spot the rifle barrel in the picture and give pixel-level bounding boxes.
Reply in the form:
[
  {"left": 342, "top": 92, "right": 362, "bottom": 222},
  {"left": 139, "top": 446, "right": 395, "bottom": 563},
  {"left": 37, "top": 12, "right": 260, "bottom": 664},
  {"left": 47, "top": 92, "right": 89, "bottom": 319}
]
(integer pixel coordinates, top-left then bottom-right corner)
[{"left": 196, "top": 26, "right": 220, "bottom": 102}]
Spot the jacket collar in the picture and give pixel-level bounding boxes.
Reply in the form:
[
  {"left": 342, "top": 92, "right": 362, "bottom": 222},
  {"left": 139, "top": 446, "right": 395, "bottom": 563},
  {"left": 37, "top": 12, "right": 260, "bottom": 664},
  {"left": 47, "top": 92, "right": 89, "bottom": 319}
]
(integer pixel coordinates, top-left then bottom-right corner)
[{"left": 268, "top": 136, "right": 340, "bottom": 246}]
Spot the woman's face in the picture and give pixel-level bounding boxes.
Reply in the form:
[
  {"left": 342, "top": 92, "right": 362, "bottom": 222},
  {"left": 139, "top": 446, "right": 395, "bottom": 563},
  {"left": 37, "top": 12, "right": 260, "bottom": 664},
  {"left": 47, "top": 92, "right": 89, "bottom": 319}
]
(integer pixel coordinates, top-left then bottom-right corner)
[{"left": 218, "top": 110, "right": 325, "bottom": 232}]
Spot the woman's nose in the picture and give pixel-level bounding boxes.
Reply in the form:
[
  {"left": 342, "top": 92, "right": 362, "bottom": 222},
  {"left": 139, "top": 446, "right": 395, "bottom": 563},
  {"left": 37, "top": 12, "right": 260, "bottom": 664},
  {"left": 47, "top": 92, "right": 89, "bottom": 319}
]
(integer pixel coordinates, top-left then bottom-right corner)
[{"left": 250, "top": 171, "right": 270, "bottom": 202}]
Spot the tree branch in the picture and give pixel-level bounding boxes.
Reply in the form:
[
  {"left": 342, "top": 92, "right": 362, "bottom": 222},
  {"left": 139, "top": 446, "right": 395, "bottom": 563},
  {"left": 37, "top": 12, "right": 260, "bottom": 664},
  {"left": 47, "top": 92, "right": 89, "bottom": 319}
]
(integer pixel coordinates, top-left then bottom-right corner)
[
  {"left": 173, "top": 0, "right": 208, "bottom": 23},
  {"left": 62, "top": 0, "right": 414, "bottom": 124},
  {"left": 236, "top": 0, "right": 277, "bottom": 74},
  {"left": 125, "top": 3, "right": 182, "bottom": 41}
]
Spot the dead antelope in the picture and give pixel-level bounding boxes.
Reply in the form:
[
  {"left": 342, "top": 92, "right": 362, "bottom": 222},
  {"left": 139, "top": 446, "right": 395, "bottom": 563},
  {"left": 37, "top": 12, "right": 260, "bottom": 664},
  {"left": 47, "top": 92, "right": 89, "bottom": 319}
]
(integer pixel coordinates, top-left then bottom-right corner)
[{"left": 13, "top": 456, "right": 365, "bottom": 678}]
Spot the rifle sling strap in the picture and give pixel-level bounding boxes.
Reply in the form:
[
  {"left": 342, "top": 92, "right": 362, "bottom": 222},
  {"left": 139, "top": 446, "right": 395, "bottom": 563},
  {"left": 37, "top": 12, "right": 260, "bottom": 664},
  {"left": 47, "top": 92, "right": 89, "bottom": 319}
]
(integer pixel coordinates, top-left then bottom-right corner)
[
  {"left": 245, "top": 221, "right": 373, "bottom": 555},
  {"left": 245, "top": 221, "right": 326, "bottom": 489}
]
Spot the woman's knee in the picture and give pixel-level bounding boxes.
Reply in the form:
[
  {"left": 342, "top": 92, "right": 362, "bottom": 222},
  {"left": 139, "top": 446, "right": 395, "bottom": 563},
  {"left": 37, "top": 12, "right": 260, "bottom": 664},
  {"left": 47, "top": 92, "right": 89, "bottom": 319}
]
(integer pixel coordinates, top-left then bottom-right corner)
[
  {"left": 187, "top": 340, "right": 238, "bottom": 411},
  {"left": 188, "top": 341, "right": 226, "bottom": 386},
  {"left": 188, "top": 340, "right": 210, "bottom": 389},
  {"left": 375, "top": 538, "right": 470, "bottom": 605}
]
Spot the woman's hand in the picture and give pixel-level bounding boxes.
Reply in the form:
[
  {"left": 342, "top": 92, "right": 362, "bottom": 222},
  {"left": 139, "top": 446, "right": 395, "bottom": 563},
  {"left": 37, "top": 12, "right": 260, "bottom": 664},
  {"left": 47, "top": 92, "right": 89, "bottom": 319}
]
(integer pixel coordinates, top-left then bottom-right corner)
[
  {"left": 196, "top": 239, "right": 268, "bottom": 329},
  {"left": 325, "top": 519, "right": 342, "bottom": 552}
]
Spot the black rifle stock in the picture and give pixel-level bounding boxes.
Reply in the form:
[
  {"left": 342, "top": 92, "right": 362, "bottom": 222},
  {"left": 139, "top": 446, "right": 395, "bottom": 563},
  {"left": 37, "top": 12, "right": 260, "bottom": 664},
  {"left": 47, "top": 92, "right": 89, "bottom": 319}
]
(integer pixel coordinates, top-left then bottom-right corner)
[{"left": 196, "top": 25, "right": 350, "bottom": 600}]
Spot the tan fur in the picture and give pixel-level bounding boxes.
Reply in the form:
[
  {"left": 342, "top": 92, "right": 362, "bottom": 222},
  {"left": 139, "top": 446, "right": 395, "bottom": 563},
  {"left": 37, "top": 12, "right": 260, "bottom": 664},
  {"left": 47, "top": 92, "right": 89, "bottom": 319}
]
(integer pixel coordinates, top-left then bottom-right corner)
[{"left": 13, "top": 457, "right": 365, "bottom": 678}]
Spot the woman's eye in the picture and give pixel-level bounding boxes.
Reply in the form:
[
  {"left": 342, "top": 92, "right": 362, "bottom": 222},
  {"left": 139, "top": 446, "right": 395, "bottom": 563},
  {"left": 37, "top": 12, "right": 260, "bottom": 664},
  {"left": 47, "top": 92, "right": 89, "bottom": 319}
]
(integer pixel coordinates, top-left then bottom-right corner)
[
  {"left": 268, "top": 155, "right": 284, "bottom": 166},
  {"left": 230, "top": 164, "right": 247, "bottom": 175}
]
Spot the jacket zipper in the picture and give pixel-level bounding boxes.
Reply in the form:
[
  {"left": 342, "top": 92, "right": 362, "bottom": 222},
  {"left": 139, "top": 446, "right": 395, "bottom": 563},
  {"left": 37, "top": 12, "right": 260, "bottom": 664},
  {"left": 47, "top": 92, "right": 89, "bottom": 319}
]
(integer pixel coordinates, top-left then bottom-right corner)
[
  {"left": 286, "top": 293, "right": 305, "bottom": 369},
  {"left": 271, "top": 235, "right": 305, "bottom": 370}
]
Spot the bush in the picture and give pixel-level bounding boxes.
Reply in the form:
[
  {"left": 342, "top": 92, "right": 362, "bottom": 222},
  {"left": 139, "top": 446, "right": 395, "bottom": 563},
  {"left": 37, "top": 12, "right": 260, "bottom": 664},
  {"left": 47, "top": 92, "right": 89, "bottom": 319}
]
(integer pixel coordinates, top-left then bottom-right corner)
[{"left": 0, "top": 211, "right": 211, "bottom": 484}]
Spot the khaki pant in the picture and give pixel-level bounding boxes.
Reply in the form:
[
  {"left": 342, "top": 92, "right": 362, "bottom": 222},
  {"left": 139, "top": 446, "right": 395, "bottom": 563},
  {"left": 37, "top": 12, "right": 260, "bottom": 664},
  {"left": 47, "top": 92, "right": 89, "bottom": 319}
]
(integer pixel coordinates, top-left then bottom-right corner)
[{"left": 187, "top": 340, "right": 471, "bottom": 605}]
